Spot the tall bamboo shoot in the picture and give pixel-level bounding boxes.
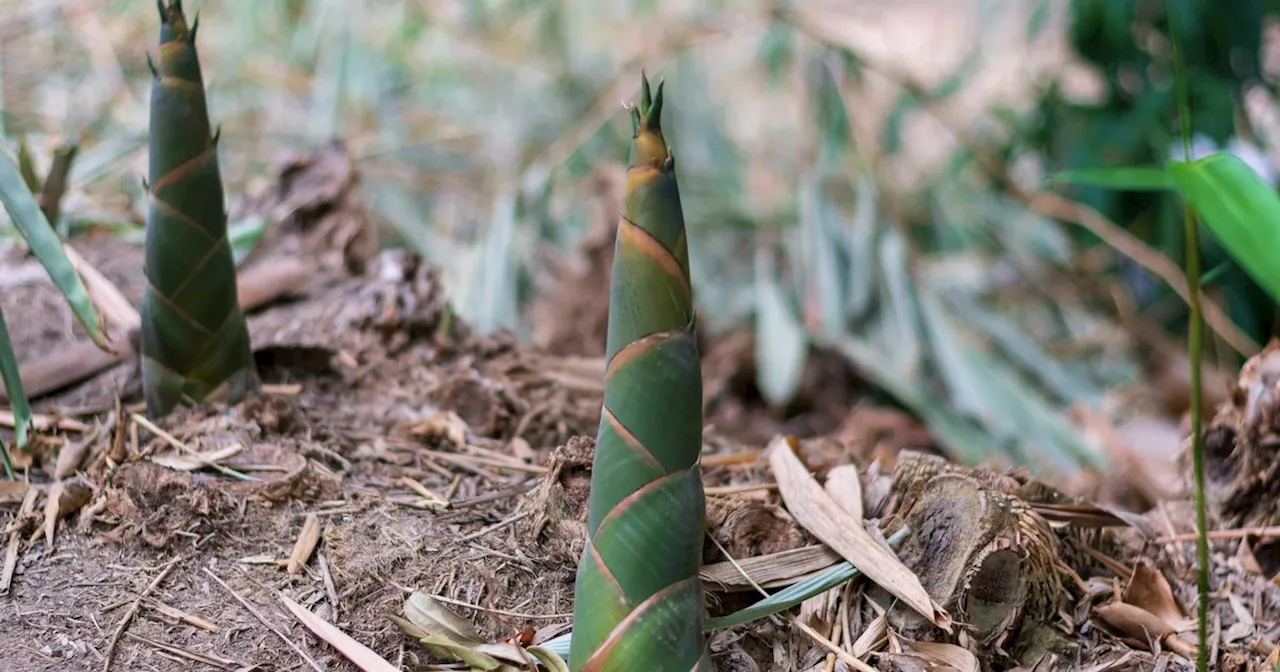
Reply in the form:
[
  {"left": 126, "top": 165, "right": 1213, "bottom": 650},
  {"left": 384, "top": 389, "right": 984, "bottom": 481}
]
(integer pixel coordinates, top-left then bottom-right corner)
[
  {"left": 569, "top": 74, "right": 710, "bottom": 672},
  {"left": 140, "top": 0, "right": 257, "bottom": 417}
]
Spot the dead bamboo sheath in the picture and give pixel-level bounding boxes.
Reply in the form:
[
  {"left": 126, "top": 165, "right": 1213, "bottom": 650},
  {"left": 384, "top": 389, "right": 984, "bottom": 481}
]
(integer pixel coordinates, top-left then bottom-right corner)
[{"left": 1, "top": 259, "right": 312, "bottom": 402}]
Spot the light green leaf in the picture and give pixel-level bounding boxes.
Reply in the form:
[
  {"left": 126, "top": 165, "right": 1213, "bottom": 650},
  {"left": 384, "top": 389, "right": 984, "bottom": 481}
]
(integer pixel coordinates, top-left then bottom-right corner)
[
  {"left": 1049, "top": 166, "right": 1174, "bottom": 191},
  {"left": 0, "top": 149, "right": 106, "bottom": 349},
  {"left": 754, "top": 251, "right": 808, "bottom": 407},
  {"left": 1169, "top": 152, "right": 1280, "bottom": 302},
  {"left": 526, "top": 646, "right": 570, "bottom": 672},
  {"left": 0, "top": 309, "right": 24, "bottom": 476}
]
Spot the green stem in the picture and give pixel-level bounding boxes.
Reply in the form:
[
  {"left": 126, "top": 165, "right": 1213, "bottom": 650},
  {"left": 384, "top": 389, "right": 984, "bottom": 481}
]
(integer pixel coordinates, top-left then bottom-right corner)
[{"left": 1171, "top": 23, "right": 1209, "bottom": 672}]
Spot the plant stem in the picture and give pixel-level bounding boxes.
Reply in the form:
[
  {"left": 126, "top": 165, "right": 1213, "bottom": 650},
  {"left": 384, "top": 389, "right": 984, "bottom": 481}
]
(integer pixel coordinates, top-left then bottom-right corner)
[{"left": 1171, "top": 24, "right": 1210, "bottom": 672}]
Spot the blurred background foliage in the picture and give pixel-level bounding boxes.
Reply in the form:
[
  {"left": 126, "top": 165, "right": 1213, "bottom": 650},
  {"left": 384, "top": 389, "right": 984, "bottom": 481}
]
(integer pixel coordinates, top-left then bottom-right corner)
[{"left": 0, "top": 0, "right": 1277, "bottom": 478}]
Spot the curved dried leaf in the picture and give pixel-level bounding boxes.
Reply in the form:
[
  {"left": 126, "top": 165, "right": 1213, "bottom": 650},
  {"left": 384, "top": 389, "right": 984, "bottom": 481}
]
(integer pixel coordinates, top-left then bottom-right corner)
[{"left": 404, "top": 591, "right": 483, "bottom": 644}]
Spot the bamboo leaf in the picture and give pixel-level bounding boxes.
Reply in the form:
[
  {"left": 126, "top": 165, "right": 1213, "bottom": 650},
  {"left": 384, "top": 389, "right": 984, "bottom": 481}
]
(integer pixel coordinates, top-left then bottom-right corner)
[
  {"left": 403, "top": 592, "right": 484, "bottom": 644},
  {"left": 277, "top": 592, "right": 400, "bottom": 672},
  {"left": 0, "top": 309, "right": 24, "bottom": 476},
  {"left": 1049, "top": 166, "right": 1174, "bottom": 191},
  {"left": 1168, "top": 152, "right": 1280, "bottom": 302},
  {"left": 754, "top": 251, "right": 807, "bottom": 407},
  {"left": 766, "top": 436, "right": 950, "bottom": 630},
  {"left": 0, "top": 149, "right": 106, "bottom": 348},
  {"left": 704, "top": 528, "right": 909, "bottom": 631}
]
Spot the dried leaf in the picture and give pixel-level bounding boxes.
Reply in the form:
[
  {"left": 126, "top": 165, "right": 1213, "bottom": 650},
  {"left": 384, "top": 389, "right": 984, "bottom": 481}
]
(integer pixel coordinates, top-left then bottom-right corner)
[
  {"left": 150, "top": 444, "right": 244, "bottom": 472},
  {"left": 850, "top": 613, "right": 887, "bottom": 658},
  {"left": 527, "top": 646, "right": 570, "bottom": 672},
  {"left": 901, "top": 640, "right": 979, "bottom": 672},
  {"left": 0, "top": 481, "right": 28, "bottom": 504},
  {"left": 766, "top": 436, "right": 950, "bottom": 630},
  {"left": 419, "top": 632, "right": 503, "bottom": 669},
  {"left": 277, "top": 591, "right": 399, "bottom": 672},
  {"left": 404, "top": 591, "right": 484, "bottom": 644},
  {"left": 54, "top": 431, "right": 95, "bottom": 479},
  {"left": 823, "top": 464, "right": 864, "bottom": 520},
  {"left": 1123, "top": 560, "right": 1193, "bottom": 632},
  {"left": 1092, "top": 602, "right": 1197, "bottom": 659},
  {"left": 410, "top": 410, "right": 470, "bottom": 447},
  {"left": 42, "top": 477, "right": 92, "bottom": 548},
  {"left": 288, "top": 513, "right": 322, "bottom": 575}
]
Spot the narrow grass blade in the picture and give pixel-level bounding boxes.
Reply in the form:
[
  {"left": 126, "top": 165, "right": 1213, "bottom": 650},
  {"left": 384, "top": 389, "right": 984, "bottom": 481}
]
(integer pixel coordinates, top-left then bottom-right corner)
[
  {"left": 1049, "top": 166, "right": 1174, "bottom": 191},
  {"left": 1169, "top": 152, "right": 1280, "bottom": 302},
  {"left": 705, "top": 528, "right": 909, "bottom": 631},
  {"left": 0, "top": 150, "right": 106, "bottom": 348},
  {"left": 0, "top": 309, "right": 24, "bottom": 476}
]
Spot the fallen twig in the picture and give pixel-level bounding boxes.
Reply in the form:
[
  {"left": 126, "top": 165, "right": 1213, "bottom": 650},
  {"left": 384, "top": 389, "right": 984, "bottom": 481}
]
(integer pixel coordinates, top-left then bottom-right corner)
[
  {"left": 1157, "top": 526, "right": 1280, "bottom": 543},
  {"left": 103, "top": 557, "right": 181, "bottom": 671},
  {"left": 202, "top": 566, "right": 323, "bottom": 672}
]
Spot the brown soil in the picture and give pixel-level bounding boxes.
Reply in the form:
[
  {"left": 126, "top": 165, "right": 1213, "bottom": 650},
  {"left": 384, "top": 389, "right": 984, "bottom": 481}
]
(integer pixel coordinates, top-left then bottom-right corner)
[{"left": 1, "top": 147, "right": 1276, "bottom": 672}]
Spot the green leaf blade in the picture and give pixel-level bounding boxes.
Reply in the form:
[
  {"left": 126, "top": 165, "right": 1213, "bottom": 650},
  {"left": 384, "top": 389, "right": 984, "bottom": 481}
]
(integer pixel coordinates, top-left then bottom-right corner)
[
  {"left": 1169, "top": 152, "right": 1280, "bottom": 302},
  {"left": 0, "top": 309, "right": 25, "bottom": 476},
  {"left": 0, "top": 150, "right": 106, "bottom": 349},
  {"left": 1048, "top": 166, "right": 1174, "bottom": 191}
]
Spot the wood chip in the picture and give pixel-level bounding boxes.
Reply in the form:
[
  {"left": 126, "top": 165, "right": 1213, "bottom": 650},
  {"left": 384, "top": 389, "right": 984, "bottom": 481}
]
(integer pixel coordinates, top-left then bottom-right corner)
[
  {"left": 766, "top": 435, "right": 950, "bottom": 631},
  {"left": 288, "top": 513, "right": 322, "bottom": 575}
]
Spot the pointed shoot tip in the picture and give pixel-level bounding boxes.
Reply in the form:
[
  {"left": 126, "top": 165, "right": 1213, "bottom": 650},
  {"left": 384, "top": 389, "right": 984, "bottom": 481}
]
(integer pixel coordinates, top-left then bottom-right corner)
[
  {"left": 640, "top": 73, "right": 653, "bottom": 116},
  {"left": 644, "top": 78, "right": 665, "bottom": 129}
]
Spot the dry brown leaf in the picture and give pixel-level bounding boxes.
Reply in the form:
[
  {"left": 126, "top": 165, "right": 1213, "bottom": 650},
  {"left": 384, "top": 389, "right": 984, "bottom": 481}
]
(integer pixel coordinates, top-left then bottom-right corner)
[
  {"left": 288, "top": 513, "right": 322, "bottom": 575},
  {"left": 0, "top": 481, "right": 28, "bottom": 504},
  {"left": 41, "top": 478, "right": 92, "bottom": 548},
  {"left": 150, "top": 444, "right": 244, "bottom": 472},
  {"left": 1123, "top": 560, "right": 1194, "bottom": 633},
  {"left": 277, "top": 591, "right": 399, "bottom": 672},
  {"left": 403, "top": 591, "right": 484, "bottom": 643},
  {"left": 54, "top": 432, "right": 95, "bottom": 479},
  {"left": 850, "top": 614, "right": 887, "bottom": 658},
  {"left": 766, "top": 436, "right": 950, "bottom": 631},
  {"left": 0, "top": 486, "right": 40, "bottom": 594},
  {"left": 699, "top": 545, "right": 841, "bottom": 590},
  {"left": 410, "top": 410, "right": 469, "bottom": 446},
  {"left": 1093, "top": 602, "right": 1196, "bottom": 660},
  {"left": 824, "top": 464, "right": 864, "bottom": 520},
  {"left": 901, "top": 640, "right": 979, "bottom": 672}
]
